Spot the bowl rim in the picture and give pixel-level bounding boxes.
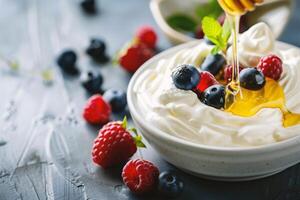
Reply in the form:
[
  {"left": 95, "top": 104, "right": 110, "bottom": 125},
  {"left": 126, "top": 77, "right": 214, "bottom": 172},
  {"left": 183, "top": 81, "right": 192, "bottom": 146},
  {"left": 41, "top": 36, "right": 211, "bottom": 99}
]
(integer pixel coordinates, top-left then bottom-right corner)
[{"left": 127, "top": 39, "right": 300, "bottom": 154}]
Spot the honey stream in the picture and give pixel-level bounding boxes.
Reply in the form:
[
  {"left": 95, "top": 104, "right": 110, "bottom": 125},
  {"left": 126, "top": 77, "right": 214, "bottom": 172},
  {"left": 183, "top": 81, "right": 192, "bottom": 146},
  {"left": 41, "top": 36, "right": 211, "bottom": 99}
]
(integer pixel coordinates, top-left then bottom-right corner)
[{"left": 217, "top": 0, "right": 300, "bottom": 127}]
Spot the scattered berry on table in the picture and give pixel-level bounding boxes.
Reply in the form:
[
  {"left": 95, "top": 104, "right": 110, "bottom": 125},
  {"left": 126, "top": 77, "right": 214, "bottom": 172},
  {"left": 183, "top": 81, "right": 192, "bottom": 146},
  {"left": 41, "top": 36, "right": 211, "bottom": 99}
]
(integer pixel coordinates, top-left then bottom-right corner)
[
  {"left": 103, "top": 89, "right": 127, "bottom": 113},
  {"left": 239, "top": 68, "right": 266, "bottom": 90},
  {"left": 158, "top": 171, "right": 184, "bottom": 198},
  {"left": 57, "top": 50, "right": 79, "bottom": 75},
  {"left": 257, "top": 54, "right": 283, "bottom": 81},
  {"left": 83, "top": 94, "right": 111, "bottom": 124},
  {"left": 80, "top": 71, "right": 104, "bottom": 94},
  {"left": 196, "top": 71, "right": 218, "bottom": 93},
  {"left": 223, "top": 65, "right": 242, "bottom": 83},
  {"left": 122, "top": 159, "right": 159, "bottom": 194},
  {"left": 200, "top": 85, "right": 225, "bottom": 109},
  {"left": 92, "top": 117, "right": 144, "bottom": 168},
  {"left": 172, "top": 64, "right": 200, "bottom": 90},
  {"left": 86, "top": 38, "right": 109, "bottom": 63},
  {"left": 135, "top": 26, "right": 157, "bottom": 49},
  {"left": 80, "top": 0, "right": 97, "bottom": 14},
  {"left": 119, "top": 43, "right": 154, "bottom": 73},
  {"left": 200, "top": 54, "right": 226, "bottom": 76}
]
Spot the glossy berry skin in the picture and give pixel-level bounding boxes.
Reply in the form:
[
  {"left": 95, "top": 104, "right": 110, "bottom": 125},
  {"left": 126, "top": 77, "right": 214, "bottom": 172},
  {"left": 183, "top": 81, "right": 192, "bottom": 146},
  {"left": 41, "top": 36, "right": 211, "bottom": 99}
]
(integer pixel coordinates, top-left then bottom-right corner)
[
  {"left": 136, "top": 26, "right": 157, "bottom": 49},
  {"left": 257, "top": 55, "right": 283, "bottom": 81},
  {"left": 119, "top": 43, "right": 154, "bottom": 73},
  {"left": 200, "top": 54, "right": 226, "bottom": 76},
  {"left": 172, "top": 64, "right": 200, "bottom": 90},
  {"left": 92, "top": 122, "right": 137, "bottom": 168},
  {"left": 86, "top": 38, "right": 109, "bottom": 62},
  {"left": 122, "top": 159, "right": 159, "bottom": 194},
  {"left": 223, "top": 65, "right": 242, "bottom": 83},
  {"left": 80, "top": 71, "right": 104, "bottom": 94},
  {"left": 158, "top": 171, "right": 184, "bottom": 198},
  {"left": 240, "top": 68, "right": 266, "bottom": 90},
  {"left": 196, "top": 71, "right": 218, "bottom": 93},
  {"left": 200, "top": 85, "right": 225, "bottom": 109},
  {"left": 83, "top": 94, "right": 111, "bottom": 124},
  {"left": 57, "top": 50, "right": 79, "bottom": 75},
  {"left": 80, "top": 0, "right": 97, "bottom": 14},
  {"left": 103, "top": 89, "right": 127, "bottom": 113}
]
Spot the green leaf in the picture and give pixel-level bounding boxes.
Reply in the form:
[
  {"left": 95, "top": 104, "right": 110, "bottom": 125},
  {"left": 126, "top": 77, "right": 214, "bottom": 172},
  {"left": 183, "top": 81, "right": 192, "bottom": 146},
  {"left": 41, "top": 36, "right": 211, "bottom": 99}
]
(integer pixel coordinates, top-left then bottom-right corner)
[
  {"left": 221, "top": 18, "right": 231, "bottom": 42},
  {"left": 133, "top": 135, "right": 146, "bottom": 148},
  {"left": 211, "top": 46, "right": 221, "bottom": 55},
  {"left": 121, "top": 116, "right": 127, "bottom": 129},
  {"left": 166, "top": 13, "right": 197, "bottom": 32},
  {"left": 202, "top": 17, "right": 222, "bottom": 39}
]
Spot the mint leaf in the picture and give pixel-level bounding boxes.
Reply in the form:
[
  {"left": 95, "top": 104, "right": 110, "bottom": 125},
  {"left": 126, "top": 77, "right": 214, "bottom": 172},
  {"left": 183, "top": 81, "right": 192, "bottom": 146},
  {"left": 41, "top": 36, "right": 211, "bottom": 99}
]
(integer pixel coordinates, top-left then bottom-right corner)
[
  {"left": 202, "top": 17, "right": 222, "bottom": 39},
  {"left": 221, "top": 18, "right": 231, "bottom": 42},
  {"left": 211, "top": 46, "right": 221, "bottom": 55},
  {"left": 202, "top": 16, "right": 231, "bottom": 54},
  {"left": 166, "top": 14, "right": 197, "bottom": 32}
]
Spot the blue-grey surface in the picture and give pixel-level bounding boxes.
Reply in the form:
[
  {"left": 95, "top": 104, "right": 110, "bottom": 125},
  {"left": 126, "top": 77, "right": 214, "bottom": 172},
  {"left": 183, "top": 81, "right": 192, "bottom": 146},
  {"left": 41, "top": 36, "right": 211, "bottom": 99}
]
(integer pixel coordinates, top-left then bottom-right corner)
[{"left": 0, "top": 0, "right": 300, "bottom": 200}]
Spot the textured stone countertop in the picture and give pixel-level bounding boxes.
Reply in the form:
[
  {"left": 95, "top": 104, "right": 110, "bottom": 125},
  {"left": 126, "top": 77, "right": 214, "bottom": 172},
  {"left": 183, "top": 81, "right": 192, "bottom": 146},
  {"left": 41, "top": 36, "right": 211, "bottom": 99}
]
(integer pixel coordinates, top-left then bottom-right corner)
[{"left": 0, "top": 0, "right": 300, "bottom": 200}]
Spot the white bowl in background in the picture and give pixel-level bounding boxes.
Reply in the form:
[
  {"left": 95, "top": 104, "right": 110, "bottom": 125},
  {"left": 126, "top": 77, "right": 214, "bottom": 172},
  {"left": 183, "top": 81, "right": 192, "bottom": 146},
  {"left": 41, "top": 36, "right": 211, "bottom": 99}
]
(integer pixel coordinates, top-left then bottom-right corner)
[
  {"left": 150, "top": 0, "right": 293, "bottom": 45},
  {"left": 127, "top": 40, "right": 300, "bottom": 181}
]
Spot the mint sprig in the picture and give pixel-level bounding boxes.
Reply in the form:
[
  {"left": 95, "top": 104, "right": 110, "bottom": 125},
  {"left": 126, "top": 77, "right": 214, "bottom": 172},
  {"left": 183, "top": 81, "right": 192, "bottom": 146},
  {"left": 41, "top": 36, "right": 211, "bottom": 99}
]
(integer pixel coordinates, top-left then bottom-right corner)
[{"left": 202, "top": 16, "right": 231, "bottom": 55}]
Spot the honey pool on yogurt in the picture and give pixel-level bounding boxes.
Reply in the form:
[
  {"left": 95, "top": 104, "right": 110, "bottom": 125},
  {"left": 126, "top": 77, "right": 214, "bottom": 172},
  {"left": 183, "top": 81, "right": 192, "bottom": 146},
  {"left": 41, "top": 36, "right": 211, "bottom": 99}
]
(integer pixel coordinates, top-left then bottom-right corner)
[{"left": 225, "top": 78, "right": 300, "bottom": 128}]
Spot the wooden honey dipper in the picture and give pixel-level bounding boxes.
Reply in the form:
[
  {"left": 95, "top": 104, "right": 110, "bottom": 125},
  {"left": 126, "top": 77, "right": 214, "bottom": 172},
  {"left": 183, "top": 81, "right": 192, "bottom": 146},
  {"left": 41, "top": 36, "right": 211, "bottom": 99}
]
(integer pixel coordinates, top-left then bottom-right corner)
[{"left": 218, "top": 0, "right": 264, "bottom": 15}]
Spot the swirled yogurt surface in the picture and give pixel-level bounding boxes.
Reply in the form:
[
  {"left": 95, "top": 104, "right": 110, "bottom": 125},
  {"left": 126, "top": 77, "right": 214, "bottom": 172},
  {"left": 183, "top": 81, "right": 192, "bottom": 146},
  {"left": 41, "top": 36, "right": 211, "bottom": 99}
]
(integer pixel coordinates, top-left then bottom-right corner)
[{"left": 133, "top": 23, "right": 300, "bottom": 148}]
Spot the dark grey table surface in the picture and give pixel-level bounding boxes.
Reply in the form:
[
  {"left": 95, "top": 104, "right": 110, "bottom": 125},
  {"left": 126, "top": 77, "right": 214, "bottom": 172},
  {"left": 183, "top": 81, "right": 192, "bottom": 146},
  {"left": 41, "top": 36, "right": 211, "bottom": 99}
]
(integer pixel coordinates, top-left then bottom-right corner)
[{"left": 0, "top": 0, "right": 300, "bottom": 200}]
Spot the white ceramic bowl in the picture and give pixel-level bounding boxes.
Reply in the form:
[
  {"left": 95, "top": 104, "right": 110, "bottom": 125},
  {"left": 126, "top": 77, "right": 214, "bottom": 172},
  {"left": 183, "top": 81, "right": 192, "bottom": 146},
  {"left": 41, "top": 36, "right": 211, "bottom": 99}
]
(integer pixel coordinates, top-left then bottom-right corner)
[
  {"left": 127, "top": 40, "right": 300, "bottom": 181},
  {"left": 150, "top": 0, "right": 293, "bottom": 45}
]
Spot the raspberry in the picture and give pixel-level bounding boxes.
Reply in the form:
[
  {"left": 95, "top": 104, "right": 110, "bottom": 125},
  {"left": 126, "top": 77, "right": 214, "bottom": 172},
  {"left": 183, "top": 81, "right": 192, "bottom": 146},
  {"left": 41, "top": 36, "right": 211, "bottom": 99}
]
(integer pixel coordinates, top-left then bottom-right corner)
[
  {"left": 257, "top": 54, "right": 283, "bottom": 81},
  {"left": 83, "top": 94, "right": 111, "bottom": 124},
  {"left": 122, "top": 159, "right": 159, "bottom": 194},
  {"left": 92, "top": 120, "right": 137, "bottom": 168},
  {"left": 119, "top": 43, "right": 154, "bottom": 73},
  {"left": 223, "top": 65, "right": 242, "bottom": 83},
  {"left": 135, "top": 26, "right": 157, "bottom": 49},
  {"left": 196, "top": 71, "right": 218, "bottom": 93}
]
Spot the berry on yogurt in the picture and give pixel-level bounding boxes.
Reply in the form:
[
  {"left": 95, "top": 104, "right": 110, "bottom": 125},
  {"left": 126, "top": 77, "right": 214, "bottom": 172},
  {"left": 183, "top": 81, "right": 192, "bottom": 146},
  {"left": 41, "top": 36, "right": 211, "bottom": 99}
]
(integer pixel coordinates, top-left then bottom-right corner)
[
  {"left": 239, "top": 68, "right": 266, "bottom": 91},
  {"left": 172, "top": 64, "right": 200, "bottom": 90}
]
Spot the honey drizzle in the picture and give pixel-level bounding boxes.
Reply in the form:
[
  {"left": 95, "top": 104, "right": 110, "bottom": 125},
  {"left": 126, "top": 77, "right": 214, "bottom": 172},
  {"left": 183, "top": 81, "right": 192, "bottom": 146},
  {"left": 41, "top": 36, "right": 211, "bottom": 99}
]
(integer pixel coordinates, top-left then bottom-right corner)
[{"left": 217, "top": 0, "right": 300, "bottom": 128}]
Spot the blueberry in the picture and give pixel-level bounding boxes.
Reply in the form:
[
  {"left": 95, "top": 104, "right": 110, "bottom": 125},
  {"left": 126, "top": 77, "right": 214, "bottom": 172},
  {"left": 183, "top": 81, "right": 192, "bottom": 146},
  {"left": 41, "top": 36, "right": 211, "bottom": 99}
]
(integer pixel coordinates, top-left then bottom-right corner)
[
  {"left": 103, "top": 89, "right": 127, "bottom": 112},
  {"left": 171, "top": 64, "right": 200, "bottom": 90},
  {"left": 240, "top": 68, "right": 266, "bottom": 90},
  {"left": 86, "top": 38, "right": 109, "bottom": 63},
  {"left": 200, "top": 85, "right": 225, "bottom": 109},
  {"left": 158, "top": 171, "right": 184, "bottom": 198},
  {"left": 57, "top": 50, "right": 79, "bottom": 75},
  {"left": 80, "top": 0, "right": 97, "bottom": 14},
  {"left": 80, "top": 71, "right": 104, "bottom": 94},
  {"left": 200, "top": 54, "right": 226, "bottom": 76}
]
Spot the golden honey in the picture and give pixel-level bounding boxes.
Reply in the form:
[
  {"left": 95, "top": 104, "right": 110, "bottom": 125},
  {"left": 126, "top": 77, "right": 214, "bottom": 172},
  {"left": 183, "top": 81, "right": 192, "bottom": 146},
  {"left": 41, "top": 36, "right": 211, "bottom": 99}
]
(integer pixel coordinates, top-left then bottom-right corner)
[
  {"left": 218, "top": 0, "right": 263, "bottom": 15},
  {"left": 225, "top": 78, "right": 300, "bottom": 128}
]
